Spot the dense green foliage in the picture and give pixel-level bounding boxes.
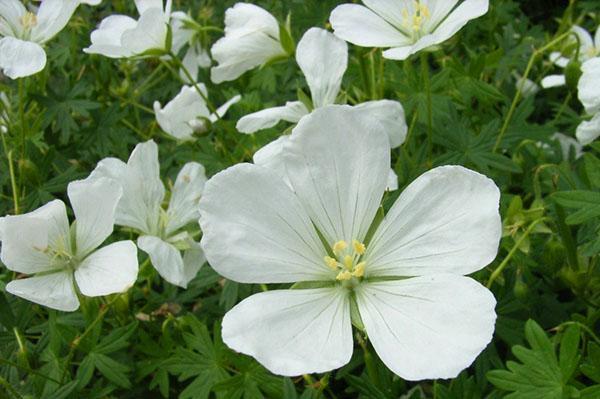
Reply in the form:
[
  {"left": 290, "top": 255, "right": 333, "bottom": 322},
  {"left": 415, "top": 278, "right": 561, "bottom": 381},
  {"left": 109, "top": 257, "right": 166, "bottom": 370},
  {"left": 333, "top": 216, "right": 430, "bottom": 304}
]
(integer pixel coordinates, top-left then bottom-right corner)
[{"left": 1, "top": 0, "right": 600, "bottom": 397}]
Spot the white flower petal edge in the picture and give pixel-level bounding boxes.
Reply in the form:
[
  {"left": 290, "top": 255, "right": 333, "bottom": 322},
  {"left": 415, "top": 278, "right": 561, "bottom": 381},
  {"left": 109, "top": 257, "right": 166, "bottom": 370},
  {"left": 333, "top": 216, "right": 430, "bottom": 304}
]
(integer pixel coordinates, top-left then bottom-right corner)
[
  {"left": 166, "top": 162, "right": 207, "bottom": 235},
  {"left": 351, "top": 100, "right": 407, "bottom": 148},
  {"left": 578, "top": 58, "right": 600, "bottom": 115},
  {"left": 576, "top": 113, "right": 600, "bottom": 146},
  {"left": 199, "top": 162, "right": 331, "bottom": 283},
  {"left": 252, "top": 135, "right": 292, "bottom": 187},
  {"left": 366, "top": 165, "right": 501, "bottom": 277},
  {"left": 284, "top": 105, "right": 390, "bottom": 245},
  {"left": 356, "top": 275, "right": 496, "bottom": 380},
  {"left": 6, "top": 272, "right": 79, "bottom": 312},
  {"left": 83, "top": 15, "right": 138, "bottom": 58},
  {"left": 0, "top": 37, "right": 47, "bottom": 79},
  {"left": 541, "top": 74, "right": 566, "bottom": 89},
  {"left": 296, "top": 28, "right": 347, "bottom": 108},
  {"left": 236, "top": 101, "right": 309, "bottom": 134},
  {"left": 74, "top": 241, "right": 138, "bottom": 297},
  {"left": 222, "top": 288, "right": 353, "bottom": 376},
  {"left": 154, "top": 85, "right": 210, "bottom": 140}
]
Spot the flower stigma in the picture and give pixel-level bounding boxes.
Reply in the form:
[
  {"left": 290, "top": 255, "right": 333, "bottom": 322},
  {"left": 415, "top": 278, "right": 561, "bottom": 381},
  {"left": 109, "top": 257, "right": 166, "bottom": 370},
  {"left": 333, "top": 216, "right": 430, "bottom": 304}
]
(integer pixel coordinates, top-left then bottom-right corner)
[{"left": 324, "top": 239, "right": 367, "bottom": 283}]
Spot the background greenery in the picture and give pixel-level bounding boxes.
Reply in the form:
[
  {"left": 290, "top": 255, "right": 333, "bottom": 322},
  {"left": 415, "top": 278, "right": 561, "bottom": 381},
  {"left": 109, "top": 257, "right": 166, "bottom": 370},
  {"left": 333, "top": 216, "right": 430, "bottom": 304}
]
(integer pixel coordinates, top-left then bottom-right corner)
[{"left": 1, "top": 0, "right": 600, "bottom": 397}]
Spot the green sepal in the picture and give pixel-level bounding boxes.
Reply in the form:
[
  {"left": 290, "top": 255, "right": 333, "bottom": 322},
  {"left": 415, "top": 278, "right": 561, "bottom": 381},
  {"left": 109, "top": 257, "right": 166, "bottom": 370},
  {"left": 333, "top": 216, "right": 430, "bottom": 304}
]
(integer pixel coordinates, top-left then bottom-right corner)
[
  {"left": 565, "top": 60, "right": 582, "bottom": 92},
  {"left": 279, "top": 14, "right": 295, "bottom": 56},
  {"left": 349, "top": 293, "right": 365, "bottom": 331},
  {"left": 296, "top": 88, "right": 313, "bottom": 112},
  {"left": 165, "top": 22, "right": 173, "bottom": 53}
]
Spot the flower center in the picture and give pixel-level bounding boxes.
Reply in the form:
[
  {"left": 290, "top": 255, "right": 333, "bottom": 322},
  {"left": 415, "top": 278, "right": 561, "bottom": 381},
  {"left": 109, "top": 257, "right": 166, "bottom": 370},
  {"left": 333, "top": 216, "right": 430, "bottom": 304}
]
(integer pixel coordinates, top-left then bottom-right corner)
[
  {"left": 20, "top": 12, "right": 38, "bottom": 31},
  {"left": 324, "top": 239, "right": 367, "bottom": 281},
  {"left": 401, "top": 1, "right": 431, "bottom": 37}
]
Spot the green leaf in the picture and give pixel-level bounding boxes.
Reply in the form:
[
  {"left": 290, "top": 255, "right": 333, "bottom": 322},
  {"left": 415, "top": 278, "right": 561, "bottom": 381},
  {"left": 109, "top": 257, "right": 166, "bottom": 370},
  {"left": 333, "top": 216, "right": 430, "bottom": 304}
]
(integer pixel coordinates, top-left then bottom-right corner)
[
  {"left": 552, "top": 191, "right": 600, "bottom": 224},
  {"left": 558, "top": 324, "right": 580, "bottom": 382},
  {"left": 92, "top": 353, "right": 132, "bottom": 389},
  {"left": 584, "top": 154, "right": 600, "bottom": 188}
]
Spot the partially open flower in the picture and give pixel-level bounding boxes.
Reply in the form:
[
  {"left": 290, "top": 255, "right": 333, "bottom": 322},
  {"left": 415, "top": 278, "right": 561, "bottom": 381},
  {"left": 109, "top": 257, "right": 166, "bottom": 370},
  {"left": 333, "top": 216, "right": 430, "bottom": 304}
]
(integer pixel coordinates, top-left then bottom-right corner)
[
  {"left": 199, "top": 106, "right": 500, "bottom": 380},
  {"left": 0, "top": 178, "right": 138, "bottom": 311},
  {"left": 330, "top": 0, "right": 489, "bottom": 60}
]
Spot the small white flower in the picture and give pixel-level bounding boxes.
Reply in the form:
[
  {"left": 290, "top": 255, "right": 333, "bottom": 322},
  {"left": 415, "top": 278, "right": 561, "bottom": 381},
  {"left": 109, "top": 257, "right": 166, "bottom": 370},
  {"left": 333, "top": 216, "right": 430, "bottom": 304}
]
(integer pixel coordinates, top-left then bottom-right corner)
[
  {"left": 153, "top": 85, "right": 241, "bottom": 141},
  {"left": 541, "top": 25, "right": 600, "bottom": 89},
  {"left": 88, "top": 140, "right": 207, "bottom": 288},
  {"left": 84, "top": 0, "right": 172, "bottom": 58},
  {"left": 0, "top": 178, "right": 138, "bottom": 312},
  {"left": 170, "top": 11, "right": 211, "bottom": 83},
  {"left": 210, "top": 3, "right": 288, "bottom": 84},
  {"left": 199, "top": 106, "right": 500, "bottom": 379},
  {"left": 0, "top": 0, "right": 98, "bottom": 79},
  {"left": 330, "top": 0, "right": 489, "bottom": 60},
  {"left": 237, "top": 28, "right": 407, "bottom": 149},
  {"left": 514, "top": 73, "right": 539, "bottom": 98},
  {"left": 551, "top": 132, "right": 583, "bottom": 159}
]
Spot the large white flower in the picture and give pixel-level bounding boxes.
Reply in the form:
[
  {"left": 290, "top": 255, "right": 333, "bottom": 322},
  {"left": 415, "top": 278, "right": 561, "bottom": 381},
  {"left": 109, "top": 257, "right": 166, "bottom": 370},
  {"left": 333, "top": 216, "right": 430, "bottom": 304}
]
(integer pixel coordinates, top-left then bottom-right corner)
[
  {"left": 0, "top": 0, "right": 98, "bottom": 79},
  {"left": 84, "top": 0, "right": 172, "bottom": 58},
  {"left": 542, "top": 25, "right": 600, "bottom": 89},
  {"left": 329, "top": 0, "right": 489, "bottom": 60},
  {"left": 88, "top": 140, "right": 207, "bottom": 288},
  {"left": 0, "top": 178, "right": 138, "bottom": 312},
  {"left": 237, "top": 28, "right": 408, "bottom": 149},
  {"left": 154, "top": 85, "right": 241, "bottom": 141},
  {"left": 199, "top": 106, "right": 500, "bottom": 380},
  {"left": 210, "top": 3, "right": 288, "bottom": 84}
]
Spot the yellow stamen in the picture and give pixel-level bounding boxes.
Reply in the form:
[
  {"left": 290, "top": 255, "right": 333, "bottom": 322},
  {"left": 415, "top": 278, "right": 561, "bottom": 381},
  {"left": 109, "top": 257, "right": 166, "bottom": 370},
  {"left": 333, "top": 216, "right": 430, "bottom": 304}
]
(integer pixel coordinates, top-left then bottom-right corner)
[
  {"left": 352, "top": 262, "right": 366, "bottom": 278},
  {"left": 324, "top": 256, "right": 338, "bottom": 270},
  {"left": 21, "top": 12, "right": 38, "bottom": 30},
  {"left": 352, "top": 240, "right": 366, "bottom": 255},
  {"left": 343, "top": 255, "right": 353, "bottom": 270},
  {"left": 332, "top": 240, "right": 347, "bottom": 255},
  {"left": 336, "top": 270, "right": 352, "bottom": 281}
]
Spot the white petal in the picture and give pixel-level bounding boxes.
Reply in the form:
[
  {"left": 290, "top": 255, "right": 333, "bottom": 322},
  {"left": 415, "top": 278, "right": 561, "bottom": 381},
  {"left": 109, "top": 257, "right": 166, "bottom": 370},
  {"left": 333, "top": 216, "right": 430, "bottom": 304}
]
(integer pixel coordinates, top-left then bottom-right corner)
[
  {"left": 209, "top": 3, "right": 284, "bottom": 83},
  {"left": 199, "top": 163, "right": 331, "bottom": 283},
  {"left": 357, "top": 275, "right": 496, "bottom": 380},
  {"left": 571, "top": 25, "right": 595, "bottom": 59},
  {"left": 330, "top": 4, "right": 410, "bottom": 47},
  {"left": 578, "top": 58, "right": 600, "bottom": 115},
  {"left": 236, "top": 101, "right": 308, "bottom": 134},
  {"left": 576, "top": 113, "right": 600, "bottom": 146},
  {"left": 79, "top": 0, "right": 102, "bottom": 5},
  {"left": 134, "top": 0, "right": 163, "bottom": 15},
  {"left": 180, "top": 43, "right": 211, "bottom": 83},
  {"left": 552, "top": 132, "right": 584, "bottom": 159},
  {"left": 351, "top": 100, "right": 407, "bottom": 148},
  {"left": 422, "top": 0, "right": 461, "bottom": 31},
  {"left": 0, "top": 200, "right": 70, "bottom": 274},
  {"left": 296, "top": 28, "right": 347, "bottom": 108},
  {"left": 222, "top": 288, "right": 352, "bottom": 376},
  {"left": 0, "top": 37, "right": 47, "bottom": 79},
  {"left": 30, "top": 0, "right": 79, "bottom": 43},
  {"left": 382, "top": 45, "right": 419, "bottom": 61},
  {"left": 121, "top": 8, "right": 168, "bottom": 55},
  {"left": 252, "top": 135, "right": 292, "bottom": 187},
  {"left": 68, "top": 177, "right": 122, "bottom": 257},
  {"left": 154, "top": 85, "right": 210, "bottom": 140},
  {"left": 0, "top": 0, "right": 26, "bottom": 37},
  {"left": 7, "top": 271, "right": 79, "bottom": 312},
  {"left": 170, "top": 11, "right": 194, "bottom": 54},
  {"left": 549, "top": 52, "right": 570, "bottom": 68},
  {"left": 428, "top": 0, "right": 489, "bottom": 47},
  {"left": 387, "top": 168, "right": 398, "bottom": 191},
  {"left": 166, "top": 162, "right": 207, "bottom": 235},
  {"left": 366, "top": 165, "right": 501, "bottom": 277},
  {"left": 84, "top": 15, "right": 137, "bottom": 58},
  {"left": 90, "top": 141, "right": 165, "bottom": 234},
  {"left": 284, "top": 105, "right": 390, "bottom": 245},
  {"left": 137, "top": 236, "right": 203, "bottom": 288},
  {"left": 74, "top": 241, "right": 138, "bottom": 297},
  {"left": 541, "top": 74, "right": 566, "bottom": 88},
  {"left": 208, "top": 94, "right": 242, "bottom": 124}
]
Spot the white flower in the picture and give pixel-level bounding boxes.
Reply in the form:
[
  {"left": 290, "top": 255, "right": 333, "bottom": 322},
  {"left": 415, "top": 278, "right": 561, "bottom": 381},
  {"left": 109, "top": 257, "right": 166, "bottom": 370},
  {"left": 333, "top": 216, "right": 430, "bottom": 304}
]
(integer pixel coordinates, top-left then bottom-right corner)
[
  {"left": 170, "top": 11, "right": 211, "bottom": 83},
  {"left": 88, "top": 140, "right": 207, "bottom": 288},
  {"left": 153, "top": 85, "right": 241, "bottom": 141},
  {"left": 551, "top": 132, "right": 583, "bottom": 159},
  {"left": 84, "top": 0, "right": 172, "bottom": 58},
  {"left": 541, "top": 25, "right": 600, "bottom": 89},
  {"left": 576, "top": 113, "right": 600, "bottom": 146},
  {"left": 210, "top": 3, "right": 288, "bottom": 84},
  {"left": 0, "top": 178, "right": 138, "bottom": 312},
  {"left": 0, "top": 0, "right": 98, "bottom": 79},
  {"left": 330, "top": 0, "right": 489, "bottom": 60},
  {"left": 514, "top": 73, "right": 539, "bottom": 98},
  {"left": 578, "top": 57, "right": 600, "bottom": 115},
  {"left": 199, "top": 106, "right": 500, "bottom": 379},
  {"left": 237, "top": 28, "right": 408, "bottom": 149}
]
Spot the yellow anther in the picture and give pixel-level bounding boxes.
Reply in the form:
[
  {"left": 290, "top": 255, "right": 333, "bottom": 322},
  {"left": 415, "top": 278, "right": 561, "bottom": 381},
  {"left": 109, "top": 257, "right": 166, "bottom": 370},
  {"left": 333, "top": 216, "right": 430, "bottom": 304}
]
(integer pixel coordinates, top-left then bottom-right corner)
[
  {"left": 21, "top": 12, "right": 38, "bottom": 29},
  {"left": 324, "top": 256, "right": 339, "bottom": 270},
  {"left": 343, "top": 255, "right": 353, "bottom": 270},
  {"left": 352, "top": 240, "right": 366, "bottom": 255},
  {"left": 332, "top": 240, "right": 347, "bottom": 255},
  {"left": 336, "top": 270, "right": 352, "bottom": 281},
  {"left": 352, "top": 262, "right": 366, "bottom": 278}
]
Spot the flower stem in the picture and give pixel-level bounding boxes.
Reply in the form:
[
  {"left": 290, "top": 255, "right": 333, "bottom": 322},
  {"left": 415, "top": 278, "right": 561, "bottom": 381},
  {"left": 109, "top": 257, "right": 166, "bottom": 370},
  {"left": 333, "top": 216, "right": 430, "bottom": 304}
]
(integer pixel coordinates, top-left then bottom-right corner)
[
  {"left": 1, "top": 132, "right": 19, "bottom": 214},
  {"left": 420, "top": 52, "right": 433, "bottom": 163}
]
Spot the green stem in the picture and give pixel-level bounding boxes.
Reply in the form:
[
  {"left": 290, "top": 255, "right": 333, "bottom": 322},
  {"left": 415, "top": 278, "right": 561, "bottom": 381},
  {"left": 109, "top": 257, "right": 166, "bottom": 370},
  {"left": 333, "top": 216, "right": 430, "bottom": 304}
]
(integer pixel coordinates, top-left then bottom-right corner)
[
  {"left": 17, "top": 79, "right": 26, "bottom": 161},
  {"left": 556, "top": 321, "right": 600, "bottom": 345},
  {"left": 1, "top": 130, "right": 19, "bottom": 214},
  {"left": 0, "top": 357, "right": 62, "bottom": 384},
  {"left": 553, "top": 203, "right": 579, "bottom": 270},
  {"left": 368, "top": 51, "right": 377, "bottom": 100},
  {"left": 493, "top": 30, "right": 573, "bottom": 152},
  {"left": 487, "top": 218, "right": 547, "bottom": 288},
  {"left": 420, "top": 52, "right": 433, "bottom": 163}
]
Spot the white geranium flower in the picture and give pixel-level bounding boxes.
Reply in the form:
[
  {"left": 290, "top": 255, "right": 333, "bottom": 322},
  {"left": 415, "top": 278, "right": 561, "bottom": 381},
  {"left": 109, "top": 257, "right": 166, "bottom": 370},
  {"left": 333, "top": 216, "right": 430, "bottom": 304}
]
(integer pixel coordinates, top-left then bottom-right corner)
[
  {"left": 237, "top": 28, "right": 408, "bottom": 149},
  {"left": 84, "top": 0, "right": 173, "bottom": 58},
  {"left": 210, "top": 3, "right": 288, "bottom": 84},
  {"left": 153, "top": 85, "right": 241, "bottom": 141},
  {"left": 170, "top": 11, "right": 211, "bottom": 83},
  {"left": 330, "top": 0, "right": 489, "bottom": 60},
  {"left": 0, "top": 0, "right": 98, "bottom": 79},
  {"left": 199, "top": 106, "right": 500, "bottom": 379},
  {"left": 578, "top": 57, "right": 600, "bottom": 115},
  {"left": 576, "top": 113, "right": 600, "bottom": 145},
  {"left": 541, "top": 25, "right": 600, "bottom": 89},
  {"left": 88, "top": 140, "right": 207, "bottom": 288},
  {"left": 0, "top": 178, "right": 138, "bottom": 312}
]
